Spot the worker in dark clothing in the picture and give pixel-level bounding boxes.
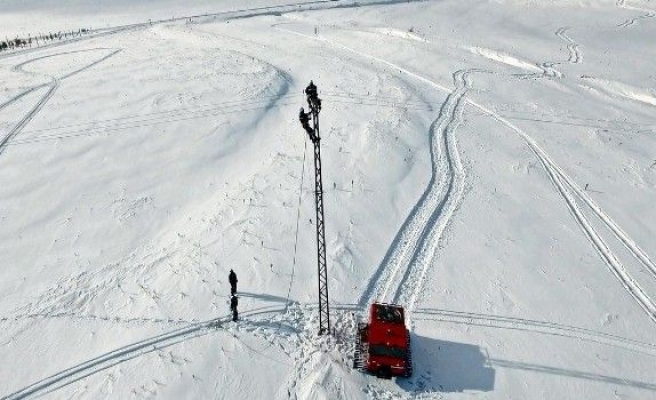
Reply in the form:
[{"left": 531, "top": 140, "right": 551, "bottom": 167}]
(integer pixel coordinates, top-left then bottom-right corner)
[
  {"left": 230, "top": 295, "right": 238, "bottom": 322},
  {"left": 229, "top": 269, "right": 238, "bottom": 295},
  {"left": 305, "top": 80, "right": 317, "bottom": 98}
]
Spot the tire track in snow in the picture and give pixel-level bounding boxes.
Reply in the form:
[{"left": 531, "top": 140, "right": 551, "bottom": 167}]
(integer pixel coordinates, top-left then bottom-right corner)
[
  {"left": 463, "top": 32, "right": 656, "bottom": 318},
  {"left": 564, "top": 178, "right": 656, "bottom": 282},
  {"left": 413, "top": 308, "right": 656, "bottom": 357},
  {"left": 278, "top": 25, "right": 656, "bottom": 326},
  {"left": 258, "top": 16, "right": 655, "bottom": 400},
  {"left": 1, "top": 306, "right": 292, "bottom": 400},
  {"left": 0, "top": 83, "right": 58, "bottom": 156},
  {"left": 470, "top": 106, "right": 656, "bottom": 324},
  {"left": 0, "top": 85, "right": 48, "bottom": 113},
  {"left": 363, "top": 71, "right": 467, "bottom": 310},
  {"left": 2, "top": 319, "right": 220, "bottom": 400},
  {"left": 391, "top": 71, "right": 469, "bottom": 315},
  {"left": 332, "top": 25, "right": 656, "bottom": 324},
  {"left": 0, "top": 312, "right": 195, "bottom": 328},
  {"left": 542, "top": 170, "right": 656, "bottom": 324},
  {"left": 467, "top": 24, "right": 656, "bottom": 322},
  {"left": 0, "top": 49, "right": 121, "bottom": 156},
  {"left": 340, "top": 27, "right": 616, "bottom": 324},
  {"left": 0, "top": 48, "right": 118, "bottom": 114},
  {"left": 296, "top": 32, "right": 656, "bottom": 400}
]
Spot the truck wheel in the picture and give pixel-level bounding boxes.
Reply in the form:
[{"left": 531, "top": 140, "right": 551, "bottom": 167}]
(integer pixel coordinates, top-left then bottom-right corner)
[{"left": 404, "top": 329, "right": 413, "bottom": 378}]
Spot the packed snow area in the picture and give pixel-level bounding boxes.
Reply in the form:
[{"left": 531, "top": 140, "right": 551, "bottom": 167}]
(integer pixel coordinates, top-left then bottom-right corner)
[{"left": 1, "top": 0, "right": 655, "bottom": 398}]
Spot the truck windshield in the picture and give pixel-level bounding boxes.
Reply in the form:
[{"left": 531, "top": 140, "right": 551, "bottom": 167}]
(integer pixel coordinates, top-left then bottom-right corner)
[
  {"left": 375, "top": 306, "right": 404, "bottom": 323},
  {"left": 369, "top": 345, "right": 406, "bottom": 359}
]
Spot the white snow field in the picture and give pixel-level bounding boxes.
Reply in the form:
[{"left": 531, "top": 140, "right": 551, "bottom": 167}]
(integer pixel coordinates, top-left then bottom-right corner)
[{"left": 1, "top": 0, "right": 655, "bottom": 398}]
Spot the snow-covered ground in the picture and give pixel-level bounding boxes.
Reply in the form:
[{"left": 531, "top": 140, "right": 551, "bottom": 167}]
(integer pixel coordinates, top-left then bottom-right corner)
[{"left": 1, "top": 0, "right": 655, "bottom": 398}]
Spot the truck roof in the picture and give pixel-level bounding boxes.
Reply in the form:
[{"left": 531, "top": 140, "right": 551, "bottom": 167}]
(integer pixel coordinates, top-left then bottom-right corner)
[{"left": 367, "top": 303, "right": 408, "bottom": 351}]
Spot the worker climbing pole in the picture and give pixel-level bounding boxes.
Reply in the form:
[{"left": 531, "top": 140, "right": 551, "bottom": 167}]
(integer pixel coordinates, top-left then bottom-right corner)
[{"left": 299, "top": 81, "right": 330, "bottom": 335}]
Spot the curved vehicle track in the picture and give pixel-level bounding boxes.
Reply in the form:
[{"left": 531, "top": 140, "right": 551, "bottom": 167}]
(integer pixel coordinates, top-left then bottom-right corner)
[
  {"left": 0, "top": 306, "right": 286, "bottom": 400},
  {"left": 0, "top": 48, "right": 121, "bottom": 155},
  {"left": 297, "top": 23, "right": 656, "bottom": 326},
  {"left": 391, "top": 70, "right": 469, "bottom": 314},
  {"left": 1, "top": 303, "right": 364, "bottom": 400}
]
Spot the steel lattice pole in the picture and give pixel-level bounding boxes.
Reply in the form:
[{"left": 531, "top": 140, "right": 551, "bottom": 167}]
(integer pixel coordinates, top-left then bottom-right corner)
[{"left": 299, "top": 81, "right": 330, "bottom": 335}]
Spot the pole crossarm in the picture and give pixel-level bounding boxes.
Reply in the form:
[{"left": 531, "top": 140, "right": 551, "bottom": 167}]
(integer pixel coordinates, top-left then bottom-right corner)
[{"left": 299, "top": 81, "right": 330, "bottom": 335}]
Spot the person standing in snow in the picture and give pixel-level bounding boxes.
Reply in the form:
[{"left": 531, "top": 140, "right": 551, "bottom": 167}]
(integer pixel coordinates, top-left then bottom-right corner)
[
  {"left": 229, "top": 269, "right": 238, "bottom": 295},
  {"left": 230, "top": 295, "right": 239, "bottom": 322}
]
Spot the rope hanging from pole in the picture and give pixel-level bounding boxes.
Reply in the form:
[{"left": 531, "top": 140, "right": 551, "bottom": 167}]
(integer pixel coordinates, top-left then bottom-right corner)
[{"left": 285, "top": 134, "right": 307, "bottom": 313}]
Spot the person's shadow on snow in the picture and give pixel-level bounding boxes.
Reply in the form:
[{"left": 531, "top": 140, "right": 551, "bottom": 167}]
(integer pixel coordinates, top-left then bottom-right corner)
[{"left": 237, "top": 291, "right": 291, "bottom": 303}]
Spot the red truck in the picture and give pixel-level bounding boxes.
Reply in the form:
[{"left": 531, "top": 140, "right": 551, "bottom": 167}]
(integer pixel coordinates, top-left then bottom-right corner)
[{"left": 353, "top": 302, "right": 412, "bottom": 378}]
